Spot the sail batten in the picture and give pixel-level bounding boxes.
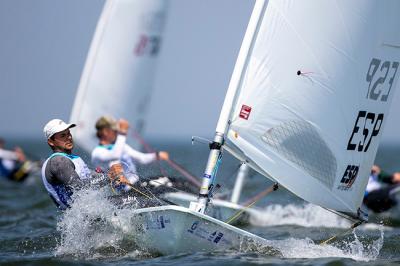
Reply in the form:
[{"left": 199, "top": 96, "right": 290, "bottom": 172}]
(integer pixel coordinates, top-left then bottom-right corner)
[{"left": 225, "top": 0, "right": 400, "bottom": 216}]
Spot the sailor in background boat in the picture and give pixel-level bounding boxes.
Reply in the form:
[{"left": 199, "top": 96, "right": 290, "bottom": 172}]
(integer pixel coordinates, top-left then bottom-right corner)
[
  {"left": 91, "top": 115, "right": 171, "bottom": 191},
  {"left": 0, "top": 138, "right": 34, "bottom": 182},
  {"left": 364, "top": 165, "right": 400, "bottom": 213},
  {"left": 41, "top": 119, "right": 115, "bottom": 210}
]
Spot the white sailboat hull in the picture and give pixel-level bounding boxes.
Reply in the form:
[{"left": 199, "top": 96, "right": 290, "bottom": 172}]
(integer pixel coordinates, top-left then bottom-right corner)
[
  {"left": 163, "top": 192, "right": 263, "bottom": 225},
  {"left": 125, "top": 205, "right": 274, "bottom": 255}
]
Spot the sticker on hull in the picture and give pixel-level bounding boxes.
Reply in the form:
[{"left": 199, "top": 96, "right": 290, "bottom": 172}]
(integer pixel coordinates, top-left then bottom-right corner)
[
  {"left": 187, "top": 221, "right": 229, "bottom": 245},
  {"left": 145, "top": 215, "right": 170, "bottom": 230}
]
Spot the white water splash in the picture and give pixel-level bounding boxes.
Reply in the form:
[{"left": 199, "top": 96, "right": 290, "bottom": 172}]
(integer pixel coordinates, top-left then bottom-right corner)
[
  {"left": 250, "top": 203, "right": 351, "bottom": 228},
  {"left": 271, "top": 225, "right": 385, "bottom": 261},
  {"left": 362, "top": 222, "right": 393, "bottom": 231},
  {"left": 55, "top": 187, "right": 149, "bottom": 258}
]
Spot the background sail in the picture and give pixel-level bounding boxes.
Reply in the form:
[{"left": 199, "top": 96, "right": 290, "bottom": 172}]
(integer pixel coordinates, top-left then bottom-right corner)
[
  {"left": 70, "top": 0, "right": 168, "bottom": 153},
  {"left": 226, "top": 0, "right": 400, "bottom": 216}
]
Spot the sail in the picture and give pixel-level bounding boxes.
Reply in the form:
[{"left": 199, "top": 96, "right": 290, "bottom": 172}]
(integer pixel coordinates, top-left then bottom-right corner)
[
  {"left": 70, "top": 0, "right": 168, "bottom": 152},
  {"left": 225, "top": 0, "right": 400, "bottom": 217}
]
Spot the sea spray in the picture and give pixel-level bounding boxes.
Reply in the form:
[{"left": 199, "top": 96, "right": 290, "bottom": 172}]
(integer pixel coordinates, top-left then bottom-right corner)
[
  {"left": 271, "top": 225, "right": 385, "bottom": 261},
  {"left": 339, "top": 224, "right": 384, "bottom": 260},
  {"left": 55, "top": 187, "right": 149, "bottom": 258},
  {"left": 250, "top": 203, "right": 351, "bottom": 228}
]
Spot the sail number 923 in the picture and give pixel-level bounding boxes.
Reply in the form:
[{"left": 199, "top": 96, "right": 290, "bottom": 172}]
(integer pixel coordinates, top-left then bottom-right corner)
[
  {"left": 347, "top": 111, "right": 383, "bottom": 152},
  {"left": 366, "top": 58, "right": 399, "bottom": 101}
]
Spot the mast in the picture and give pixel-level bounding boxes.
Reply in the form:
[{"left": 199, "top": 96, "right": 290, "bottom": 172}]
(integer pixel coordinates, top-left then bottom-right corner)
[{"left": 189, "top": 0, "right": 268, "bottom": 213}]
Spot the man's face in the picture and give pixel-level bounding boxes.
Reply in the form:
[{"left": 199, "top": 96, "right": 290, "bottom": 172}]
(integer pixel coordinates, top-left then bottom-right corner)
[
  {"left": 101, "top": 127, "right": 117, "bottom": 143},
  {"left": 48, "top": 129, "right": 74, "bottom": 152}
]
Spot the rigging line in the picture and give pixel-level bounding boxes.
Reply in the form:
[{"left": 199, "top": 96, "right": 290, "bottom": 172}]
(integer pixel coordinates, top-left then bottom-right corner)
[
  {"left": 129, "top": 126, "right": 169, "bottom": 177},
  {"left": 320, "top": 206, "right": 363, "bottom": 224},
  {"left": 165, "top": 158, "right": 202, "bottom": 188},
  {"left": 110, "top": 174, "right": 172, "bottom": 206},
  {"left": 130, "top": 126, "right": 202, "bottom": 188},
  {"left": 225, "top": 183, "right": 278, "bottom": 225},
  {"left": 241, "top": 183, "right": 279, "bottom": 206},
  {"left": 120, "top": 181, "right": 152, "bottom": 200},
  {"left": 129, "top": 180, "right": 178, "bottom": 206},
  {"left": 105, "top": 166, "right": 166, "bottom": 204},
  {"left": 125, "top": 178, "right": 181, "bottom": 206},
  {"left": 141, "top": 185, "right": 166, "bottom": 206},
  {"left": 319, "top": 220, "right": 364, "bottom": 245},
  {"left": 226, "top": 200, "right": 257, "bottom": 225}
]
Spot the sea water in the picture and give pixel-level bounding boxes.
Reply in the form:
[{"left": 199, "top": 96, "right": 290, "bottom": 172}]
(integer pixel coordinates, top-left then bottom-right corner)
[{"left": 1, "top": 138, "right": 399, "bottom": 265}]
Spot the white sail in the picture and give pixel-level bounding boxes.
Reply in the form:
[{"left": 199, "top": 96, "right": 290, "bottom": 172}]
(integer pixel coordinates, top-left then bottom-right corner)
[
  {"left": 70, "top": 0, "right": 168, "bottom": 152},
  {"left": 225, "top": 0, "right": 400, "bottom": 217}
]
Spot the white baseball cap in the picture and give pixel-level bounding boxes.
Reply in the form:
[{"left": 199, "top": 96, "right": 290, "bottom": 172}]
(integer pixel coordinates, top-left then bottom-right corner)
[{"left": 43, "top": 119, "right": 76, "bottom": 139}]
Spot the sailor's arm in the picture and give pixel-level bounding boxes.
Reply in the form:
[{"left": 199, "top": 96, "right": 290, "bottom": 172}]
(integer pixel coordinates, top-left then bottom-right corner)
[
  {"left": 0, "top": 148, "right": 19, "bottom": 161},
  {"left": 46, "top": 156, "right": 88, "bottom": 188},
  {"left": 124, "top": 144, "right": 169, "bottom": 164},
  {"left": 378, "top": 171, "right": 400, "bottom": 184}
]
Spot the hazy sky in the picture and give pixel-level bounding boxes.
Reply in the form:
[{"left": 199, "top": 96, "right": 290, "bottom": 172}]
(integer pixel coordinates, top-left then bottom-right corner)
[{"left": 0, "top": 0, "right": 399, "bottom": 144}]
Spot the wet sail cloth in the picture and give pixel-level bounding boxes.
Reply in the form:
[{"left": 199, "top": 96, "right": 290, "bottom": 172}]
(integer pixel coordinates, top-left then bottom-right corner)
[
  {"left": 223, "top": 1, "right": 400, "bottom": 218},
  {"left": 41, "top": 153, "right": 91, "bottom": 209},
  {"left": 70, "top": 0, "right": 168, "bottom": 152}
]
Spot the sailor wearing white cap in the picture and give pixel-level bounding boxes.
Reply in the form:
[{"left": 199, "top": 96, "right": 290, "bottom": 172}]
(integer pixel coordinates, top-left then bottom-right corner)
[{"left": 41, "top": 119, "right": 93, "bottom": 209}]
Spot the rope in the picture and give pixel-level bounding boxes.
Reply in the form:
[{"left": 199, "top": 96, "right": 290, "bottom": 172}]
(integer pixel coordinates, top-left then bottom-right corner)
[
  {"left": 225, "top": 183, "right": 278, "bottom": 224},
  {"left": 241, "top": 183, "right": 279, "bottom": 206},
  {"left": 165, "top": 158, "right": 201, "bottom": 188},
  {"left": 319, "top": 220, "right": 364, "bottom": 245},
  {"left": 129, "top": 127, "right": 169, "bottom": 177},
  {"left": 141, "top": 184, "right": 166, "bottom": 205},
  {"left": 123, "top": 181, "right": 182, "bottom": 206},
  {"left": 111, "top": 179, "right": 153, "bottom": 200},
  {"left": 225, "top": 200, "right": 258, "bottom": 224},
  {"left": 129, "top": 127, "right": 201, "bottom": 188}
]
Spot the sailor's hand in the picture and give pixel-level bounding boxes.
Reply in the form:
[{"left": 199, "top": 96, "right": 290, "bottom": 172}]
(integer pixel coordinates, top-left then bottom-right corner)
[
  {"left": 14, "top": 147, "right": 26, "bottom": 162},
  {"left": 109, "top": 171, "right": 131, "bottom": 187},
  {"left": 157, "top": 151, "right": 169, "bottom": 161},
  {"left": 116, "top": 175, "right": 131, "bottom": 186},
  {"left": 118, "top": 119, "right": 129, "bottom": 135},
  {"left": 371, "top": 165, "right": 381, "bottom": 175}
]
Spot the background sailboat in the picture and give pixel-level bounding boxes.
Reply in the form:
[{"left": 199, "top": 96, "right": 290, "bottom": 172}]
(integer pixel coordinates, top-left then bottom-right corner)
[{"left": 70, "top": 0, "right": 168, "bottom": 153}]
